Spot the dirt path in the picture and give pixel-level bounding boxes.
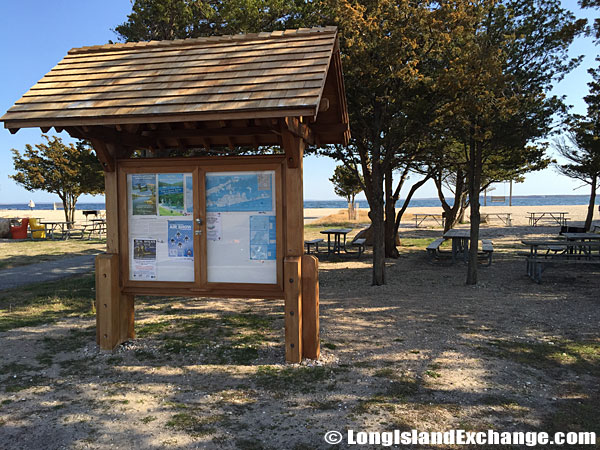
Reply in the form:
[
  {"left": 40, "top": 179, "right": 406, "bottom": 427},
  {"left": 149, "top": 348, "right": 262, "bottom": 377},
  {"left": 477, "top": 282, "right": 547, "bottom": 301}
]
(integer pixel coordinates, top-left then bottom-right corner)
[{"left": 0, "top": 254, "right": 97, "bottom": 291}]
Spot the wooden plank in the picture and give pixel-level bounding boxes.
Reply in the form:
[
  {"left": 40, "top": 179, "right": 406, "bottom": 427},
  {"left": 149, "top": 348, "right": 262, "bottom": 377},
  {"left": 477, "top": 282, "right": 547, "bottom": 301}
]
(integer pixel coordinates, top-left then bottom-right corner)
[
  {"left": 65, "top": 31, "right": 336, "bottom": 59},
  {"left": 282, "top": 128, "right": 304, "bottom": 256},
  {"left": 301, "top": 254, "right": 319, "bottom": 360},
  {"left": 23, "top": 79, "right": 323, "bottom": 98},
  {"left": 15, "top": 87, "right": 323, "bottom": 107},
  {"left": 5, "top": 97, "right": 319, "bottom": 118},
  {"left": 2, "top": 106, "right": 316, "bottom": 129},
  {"left": 120, "top": 294, "right": 135, "bottom": 340},
  {"left": 284, "top": 256, "right": 302, "bottom": 362},
  {"left": 28, "top": 73, "right": 324, "bottom": 92},
  {"left": 55, "top": 46, "right": 333, "bottom": 70},
  {"left": 40, "top": 58, "right": 331, "bottom": 82},
  {"left": 95, "top": 253, "right": 120, "bottom": 350}
]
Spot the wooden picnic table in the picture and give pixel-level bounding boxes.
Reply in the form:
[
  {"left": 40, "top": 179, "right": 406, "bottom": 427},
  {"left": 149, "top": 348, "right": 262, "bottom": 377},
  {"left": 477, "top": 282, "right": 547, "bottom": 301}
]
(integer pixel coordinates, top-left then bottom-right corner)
[
  {"left": 443, "top": 229, "right": 471, "bottom": 262},
  {"left": 40, "top": 220, "right": 74, "bottom": 240},
  {"left": 527, "top": 211, "right": 568, "bottom": 227},
  {"left": 561, "top": 232, "right": 600, "bottom": 242},
  {"left": 320, "top": 228, "right": 352, "bottom": 256},
  {"left": 82, "top": 209, "right": 99, "bottom": 221},
  {"left": 414, "top": 213, "right": 445, "bottom": 228},
  {"left": 480, "top": 212, "right": 512, "bottom": 226},
  {"left": 521, "top": 239, "right": 600, "bottom": 282}
]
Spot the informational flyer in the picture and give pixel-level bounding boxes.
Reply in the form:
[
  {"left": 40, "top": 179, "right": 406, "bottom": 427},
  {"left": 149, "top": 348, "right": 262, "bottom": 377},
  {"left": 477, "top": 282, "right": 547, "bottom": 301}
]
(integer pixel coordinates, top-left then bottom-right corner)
[
  {"left": 132, "top": 239, "right": 157, "bottom": 280},
  {"left": 185, "top": 175, "right": 194, "bottom": 215},
  {"left": 249, "top": 215, "right": 276, "bottom": 260},
  {"left": 158, "top": 173, "right": 184, "bottom": 216},
  {"left": 206, "top": 173, "right": 273, "bottom": 212},
  {"left": 206, "top": 212, "right": 222, "bottom": 242},
  {"left": 130, "top": 174, "right": 157, "bottom": 216},
  {"left": 167, "top": 220, "right": 193, "bottom": 258}
]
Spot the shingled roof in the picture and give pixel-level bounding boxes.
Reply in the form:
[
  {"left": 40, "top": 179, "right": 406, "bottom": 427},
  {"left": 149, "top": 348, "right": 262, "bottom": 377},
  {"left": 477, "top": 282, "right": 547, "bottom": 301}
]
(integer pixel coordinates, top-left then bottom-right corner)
[{"left": 1, "top": 26, "right": 349, "bottom": 148}]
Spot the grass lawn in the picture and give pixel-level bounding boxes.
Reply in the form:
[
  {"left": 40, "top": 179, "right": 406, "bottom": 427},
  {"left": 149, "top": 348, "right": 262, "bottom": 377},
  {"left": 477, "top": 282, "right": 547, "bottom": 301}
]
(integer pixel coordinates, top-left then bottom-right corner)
[{"left": 0, "top": 239, "right": 105, "bottom": 270}]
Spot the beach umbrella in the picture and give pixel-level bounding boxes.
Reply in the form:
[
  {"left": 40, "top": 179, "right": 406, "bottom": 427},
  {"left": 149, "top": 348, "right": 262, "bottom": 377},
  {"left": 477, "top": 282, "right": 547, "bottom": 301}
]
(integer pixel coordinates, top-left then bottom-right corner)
[{"left": 28, "top": 200, "right": 35, "bottom": 210}]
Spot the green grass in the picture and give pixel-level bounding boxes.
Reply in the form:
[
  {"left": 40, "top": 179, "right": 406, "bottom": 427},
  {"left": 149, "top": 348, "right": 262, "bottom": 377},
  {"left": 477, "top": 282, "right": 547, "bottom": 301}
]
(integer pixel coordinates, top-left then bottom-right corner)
[
  {"left": 0, "top": 239, "right": 105, "bottom": 270},
  {"left": 253, "top": 365, "right": 340, "bottom": 393},
  {"left": 0, "top": 275, "right": 96, "bottom": 332},
  {"left": 166, "top": 412, "right": 224, "bottom": 437},
  {"left": 135, "top": 312, "right": 274, "bottom": 365}
]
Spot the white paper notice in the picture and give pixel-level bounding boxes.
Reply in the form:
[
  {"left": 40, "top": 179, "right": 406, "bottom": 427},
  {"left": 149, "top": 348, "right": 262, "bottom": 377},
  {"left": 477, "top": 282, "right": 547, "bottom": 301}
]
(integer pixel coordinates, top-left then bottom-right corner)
[{"left": 206, "top": 212, "right": 222, "bottom": 241}]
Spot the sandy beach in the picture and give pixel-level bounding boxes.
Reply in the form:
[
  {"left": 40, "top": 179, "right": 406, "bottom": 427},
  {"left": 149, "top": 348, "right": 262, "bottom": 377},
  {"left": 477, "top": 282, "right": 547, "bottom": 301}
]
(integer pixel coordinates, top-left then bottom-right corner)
[{"left": 2, "top": 204, "right": 598, "bottom": 228}]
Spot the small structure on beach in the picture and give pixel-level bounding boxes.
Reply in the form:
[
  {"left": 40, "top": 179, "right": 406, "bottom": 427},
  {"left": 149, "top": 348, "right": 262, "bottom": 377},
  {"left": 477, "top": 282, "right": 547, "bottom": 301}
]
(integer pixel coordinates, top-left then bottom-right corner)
[{"left": 1, "top": 27, "right": 350, "bottom": 363}]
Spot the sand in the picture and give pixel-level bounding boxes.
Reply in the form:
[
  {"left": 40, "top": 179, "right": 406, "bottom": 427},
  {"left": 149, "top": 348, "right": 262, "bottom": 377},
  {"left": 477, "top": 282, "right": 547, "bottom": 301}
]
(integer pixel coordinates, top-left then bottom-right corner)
[{"left": 3, "top": 204, "right": 597, "bottom": 228}]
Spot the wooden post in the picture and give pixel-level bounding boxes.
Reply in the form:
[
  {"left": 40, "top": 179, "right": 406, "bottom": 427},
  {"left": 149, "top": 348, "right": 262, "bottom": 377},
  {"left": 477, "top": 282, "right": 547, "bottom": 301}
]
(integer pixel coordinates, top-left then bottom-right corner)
[
  {"left": 284, "top": 256, "right": 302, "bottom": 362},
  {"left": 301, "top": 254, "right": 319, "bottom": 360},
  {"left": 282, "top": 129, "right": 305, "bottom": 362},
  {"left": 96, "top": 254, "right": 120, "bottom": 350},
  {"left": 93, "top": 148, "right": 134, "bottom": 348}
]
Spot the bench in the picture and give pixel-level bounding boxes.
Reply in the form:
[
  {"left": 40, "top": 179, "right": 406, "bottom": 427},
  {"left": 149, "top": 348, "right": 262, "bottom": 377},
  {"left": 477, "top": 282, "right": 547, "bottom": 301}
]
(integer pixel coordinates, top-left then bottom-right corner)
[
  {"left": 481, "top": 239, "right": 493, "bottom": 266},
  {"left": 426, "top": 238, "right": 446, "bottom": 261},
  {"left": 526, "top": 257, "right": 600, "bottom": 283},
  {"left": 304, "top": 238, "right": 324, "bottom": 254},
  {"left": 351, "top": 238, "right": 366, "bottom": 258}
]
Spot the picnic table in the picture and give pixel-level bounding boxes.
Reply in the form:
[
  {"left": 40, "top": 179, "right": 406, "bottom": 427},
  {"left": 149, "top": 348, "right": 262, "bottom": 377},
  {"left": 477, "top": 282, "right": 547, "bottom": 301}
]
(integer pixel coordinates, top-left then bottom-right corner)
[
  {"left": 521, "top": 239, "right": 600, "bottom": 282},
  {"left": 40, "top": 220, "right": 74, "bottom": 240},
  {"left": 480, "top": 212, "right": 512, "bottom": 226},
  {"left": 320, "top": 228, "right": 353, "bottom": 256},
  {"left": 414, "top": 213, "right": 445, "bottom": 228},
  {"left": 527, "top": 211, "right": 568, "bottom": 227},
  {"left": 82, "top": 209, "right": 100, "bottom": 221},
  {"left": 442, "top": 229, "right": 471, "bottom": 262},
  {"left": 562, "top": 232, "right": 600, "bottom": 242}
]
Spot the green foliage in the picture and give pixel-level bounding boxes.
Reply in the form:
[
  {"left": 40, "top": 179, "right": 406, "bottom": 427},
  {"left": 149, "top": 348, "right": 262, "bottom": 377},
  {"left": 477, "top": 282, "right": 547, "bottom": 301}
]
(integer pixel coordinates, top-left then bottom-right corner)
[
  {"left": 329, "top": 164, "right": 362, "bottom": 204},
  {"left": 11, "top": 136, "right": 104, "bottom": 224}
]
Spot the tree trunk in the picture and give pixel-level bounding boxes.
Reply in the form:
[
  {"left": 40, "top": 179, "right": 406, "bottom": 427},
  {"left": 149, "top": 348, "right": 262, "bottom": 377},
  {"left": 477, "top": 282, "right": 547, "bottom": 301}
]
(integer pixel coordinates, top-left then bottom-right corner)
[
  {"left": 371, "top": 161, "right": 386, "bottom": 285},
  {"left": 467, "top": 140, "right": 482, "bottom": 285},
  {"left": 434, "top": 169, "right": 466, "bottom": 233},
  {"left": 585, "top": 175, "right": 597, "bottom": 231},
  {"left": 384, "top": 165, "right": 399, "bottom": 258}
]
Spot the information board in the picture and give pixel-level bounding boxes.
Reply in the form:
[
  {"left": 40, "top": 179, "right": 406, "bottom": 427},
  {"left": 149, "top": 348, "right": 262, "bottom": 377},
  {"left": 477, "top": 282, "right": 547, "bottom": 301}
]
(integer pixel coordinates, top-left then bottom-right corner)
[
  {"left": 206, "top": 170, "right": 277, "bottom": 284},
  {"left": 127, "top": 173, "right": 194, "bottom": 282}
]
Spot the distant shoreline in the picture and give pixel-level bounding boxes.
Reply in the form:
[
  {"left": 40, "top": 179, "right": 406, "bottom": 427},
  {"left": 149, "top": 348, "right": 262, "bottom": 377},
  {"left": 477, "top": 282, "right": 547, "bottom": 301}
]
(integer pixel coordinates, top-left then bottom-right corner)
[{"left": 0, "top": 194, "right": 594, "bottom": 210}]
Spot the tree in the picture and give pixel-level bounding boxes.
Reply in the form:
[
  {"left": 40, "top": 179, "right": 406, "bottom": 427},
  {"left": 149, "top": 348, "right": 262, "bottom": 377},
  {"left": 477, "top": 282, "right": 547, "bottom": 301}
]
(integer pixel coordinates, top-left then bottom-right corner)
[
  {"left": 432, "top": 0, "right": 584, "bottom": 284},
  {"left": 11, "top": 136, "right": 105, "bottom": 226},
  {"left": 330, "top": 164, "right": 363, "bottom": 219}
]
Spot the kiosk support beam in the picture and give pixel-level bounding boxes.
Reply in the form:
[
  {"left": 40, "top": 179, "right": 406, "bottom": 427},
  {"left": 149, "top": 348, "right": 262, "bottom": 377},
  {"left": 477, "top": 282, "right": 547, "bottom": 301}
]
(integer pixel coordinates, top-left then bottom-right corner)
[
  {"left": 93, "top": 144, "right": 134, "bottom": 350},
  {"left": 282, "top": 128, "right": 312, "bottom": 362},
  {"left": 301, "top": 254, "right": 320, "bottom": 359}
]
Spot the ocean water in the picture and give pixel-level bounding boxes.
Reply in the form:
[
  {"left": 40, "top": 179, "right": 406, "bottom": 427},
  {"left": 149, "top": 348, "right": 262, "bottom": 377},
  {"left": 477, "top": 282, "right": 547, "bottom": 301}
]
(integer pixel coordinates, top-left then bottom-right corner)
[{"left": 0, "top": 195, "right": 592, "bottom": 210}]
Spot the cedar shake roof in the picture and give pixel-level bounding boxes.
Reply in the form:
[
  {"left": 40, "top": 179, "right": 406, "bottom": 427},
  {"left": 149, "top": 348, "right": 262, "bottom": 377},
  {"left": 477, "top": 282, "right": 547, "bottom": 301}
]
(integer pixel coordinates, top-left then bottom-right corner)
[{"left": 2, "top": 26, "right": 349, "bottom": 148}]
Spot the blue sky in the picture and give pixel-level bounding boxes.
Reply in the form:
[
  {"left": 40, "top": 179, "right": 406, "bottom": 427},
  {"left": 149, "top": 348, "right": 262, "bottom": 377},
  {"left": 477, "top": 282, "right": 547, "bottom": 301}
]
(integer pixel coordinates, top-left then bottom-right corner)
[{"left": 0, "top": 1, "right": 597, "bottom": 205}]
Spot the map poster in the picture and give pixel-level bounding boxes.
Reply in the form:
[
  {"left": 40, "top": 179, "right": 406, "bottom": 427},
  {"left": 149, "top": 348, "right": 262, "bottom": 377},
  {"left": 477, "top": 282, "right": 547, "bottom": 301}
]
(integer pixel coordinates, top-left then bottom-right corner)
[
  {"left": 249, "top": 215, "right": 276, "bottom": 260},
  {"left": 130, "top": 174, "right": 157, "bottom": 216},
  {"left": 158, "top": 174, "right": 185, "bottom": 216},
  {"left": 132, "top": 239, "right": 157, "bottom": 280},
  {"left": 206, "top": 172, "right": 274, "bottom": 212},
  {"left": 185, "top": 175, "right": 194, "bottom": 215},
  {"left": 167, "top": 220, "right": 193, "bottom": 258},
  {"left": 206, "top": 212, "right": 222, "bottom": 241}
]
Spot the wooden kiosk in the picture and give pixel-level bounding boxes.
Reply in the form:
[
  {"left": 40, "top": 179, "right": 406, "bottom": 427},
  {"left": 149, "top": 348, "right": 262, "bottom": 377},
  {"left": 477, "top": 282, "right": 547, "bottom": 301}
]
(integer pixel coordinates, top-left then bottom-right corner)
[{"left": 1, "top": 27, "right": 349, "bottom": 362}]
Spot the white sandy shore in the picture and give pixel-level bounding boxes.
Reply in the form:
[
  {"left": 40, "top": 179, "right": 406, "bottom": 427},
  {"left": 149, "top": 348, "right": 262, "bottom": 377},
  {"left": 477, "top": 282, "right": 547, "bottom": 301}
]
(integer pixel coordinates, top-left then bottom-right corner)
[{"left": 2, "top": 204, "right": 598, "bottom": 228}]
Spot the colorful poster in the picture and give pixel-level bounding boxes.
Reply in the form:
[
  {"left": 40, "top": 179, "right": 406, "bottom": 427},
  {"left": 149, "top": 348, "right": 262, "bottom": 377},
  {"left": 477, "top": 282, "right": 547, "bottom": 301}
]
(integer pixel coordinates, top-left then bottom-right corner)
[
  {"left": 206, "top": 173, "right": 273, "bottom": 212},
  {"left": 185, "top": 175, "right": 194, "bottom": 215},
  {"left": 158, "top": 173, "right": 184, "bottom": 216},
  {"left": 131, "top": 174, "right": 157, "bottom": 215},
  {"left": 167, "top": 220, "right": 193, "bottom": 258},
  {"left": 132, "top": 239, "right": 157, "bottom": 280},
  {"left": 207, "top": 212, "right": 222, "bottom": 242},
  {"left": 249, "top": 215, "right": 276, "bottom": 260}
]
